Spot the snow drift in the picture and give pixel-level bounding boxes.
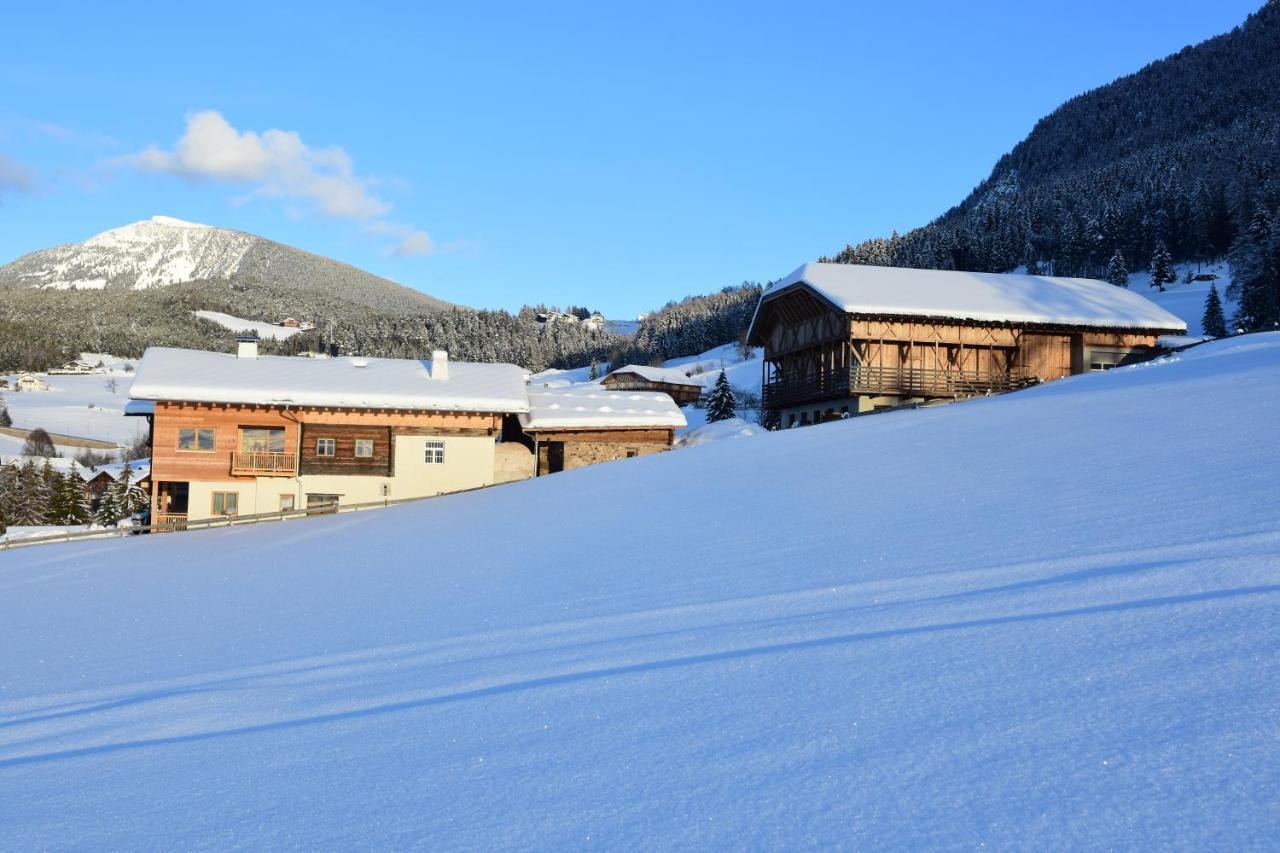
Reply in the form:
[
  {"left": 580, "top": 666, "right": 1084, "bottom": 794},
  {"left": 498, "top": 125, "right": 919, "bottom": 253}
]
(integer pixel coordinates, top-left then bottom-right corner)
[{"left": 2, "top": 335, "right": 1278, "bottom": 847}]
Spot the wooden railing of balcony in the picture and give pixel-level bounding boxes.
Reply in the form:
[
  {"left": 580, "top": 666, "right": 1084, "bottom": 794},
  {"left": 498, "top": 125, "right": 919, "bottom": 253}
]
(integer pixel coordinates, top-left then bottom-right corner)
[
  {"left": 763, "top": 365, "right": 1028, "bottom": 408},
  {"left": 230, "top": 451, "right": 297, "bottom": 476},
  {"left": 153, "top": 513, "right": 189, "bottom": 531}
]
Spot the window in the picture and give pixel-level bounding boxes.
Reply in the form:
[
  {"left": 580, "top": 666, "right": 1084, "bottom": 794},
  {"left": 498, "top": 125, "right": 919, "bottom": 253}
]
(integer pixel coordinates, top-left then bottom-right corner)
[
  {"left": 354, "top": 439, "right": 374, "bottom": 458},
  {"left": 316, "top": 437, "right": 336, "bottom": 457},
  {"left": 306, "top": 493, "right": 340, "bottom": 510},
  {"left": 625, "top": 448, "right": 638, "bottom": 459},
  {"left": 279, "top": 494, "right": 296, "bottom": 512},
  {"left": 240, "top": 427, "right": 285, "bottom": 453},
  {"left": 211, "top": 491, "right": 238, "bottom": 516},
  {"left": 424, "top": 440, "right": 445, "bottom": 464},
  {"left": 177, "top": 428, "right": 215, "bottom": 452}
]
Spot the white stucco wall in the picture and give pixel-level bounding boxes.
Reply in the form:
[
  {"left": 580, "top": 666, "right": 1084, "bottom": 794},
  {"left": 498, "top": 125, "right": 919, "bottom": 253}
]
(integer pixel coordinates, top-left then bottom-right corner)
[{"left": 182, "top": 435, "right": 499, "bottom": 520}]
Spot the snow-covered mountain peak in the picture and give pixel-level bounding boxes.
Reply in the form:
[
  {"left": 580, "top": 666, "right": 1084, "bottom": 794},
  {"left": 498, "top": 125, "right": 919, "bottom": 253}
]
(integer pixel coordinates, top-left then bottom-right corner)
[{"left": 82, "top": 215, "right": 221, "bottom": 250}]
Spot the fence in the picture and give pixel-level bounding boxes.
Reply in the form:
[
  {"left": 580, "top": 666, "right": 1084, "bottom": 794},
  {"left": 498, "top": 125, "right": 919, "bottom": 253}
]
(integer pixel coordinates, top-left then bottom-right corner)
[{"left": 0, "top": 488, "right": 485, "bottom": 552}]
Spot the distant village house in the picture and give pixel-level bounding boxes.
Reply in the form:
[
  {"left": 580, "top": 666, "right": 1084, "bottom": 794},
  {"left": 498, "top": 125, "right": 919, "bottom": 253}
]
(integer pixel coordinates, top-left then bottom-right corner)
[{"left": 601, "top": 365, "right": 703, "bottom": 406}]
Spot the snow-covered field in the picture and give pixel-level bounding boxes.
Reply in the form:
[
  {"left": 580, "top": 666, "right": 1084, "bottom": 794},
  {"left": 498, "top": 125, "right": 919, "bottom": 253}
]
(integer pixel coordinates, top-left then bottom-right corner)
[
  {"left": 2, "top": 355, "right": 141, "bottom": 451},
  {"left": 2, "top": 334, "right": 1277, "bottom": 847},
  {"left": 194, "top": 310, "right": 302, "bottom": 341}
]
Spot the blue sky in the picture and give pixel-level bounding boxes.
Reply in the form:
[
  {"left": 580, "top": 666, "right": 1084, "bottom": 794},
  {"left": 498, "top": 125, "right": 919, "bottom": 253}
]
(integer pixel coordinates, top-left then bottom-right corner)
[{"left": 0, "top": 1, "right": 1262, "bottom": 317}]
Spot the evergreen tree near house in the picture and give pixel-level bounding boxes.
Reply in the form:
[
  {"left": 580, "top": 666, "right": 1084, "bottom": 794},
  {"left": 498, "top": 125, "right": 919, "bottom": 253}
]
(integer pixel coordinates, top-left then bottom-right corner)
[
  {"left": 1202, "top": 285, "right": 1228, "bottom": 338},
  {"left": 0, "top": 461, "right": 19, "bottom": 533},
  {"left": 1105, "top": 250, "right": 1129, "bottom": 287},
  {"left": 114, "top": 461, "right": 148, "bottom": 516},
  {"left": 50, "top": 465, "right": 90, "bottom": 525},
  {"left": 1149, "top": 241, "right": 1176, "bottom": 292},
  {"left": 758, "top": 407, "right": 781, "bottom": 431},
  {"left": 588, "top": 358, "right": 599, "bottom": 381},
  {"left": 94, "top": 478, "right": 124, "bottom": 528},
  {"left": 15, "top": 459, "right": 47, "bottom": 526},
  {"left": 0, "top": 394, "right": 11, "bottom": 428},
  {"left": 706, "top": 370, "right": 736, "bottom": 423}
]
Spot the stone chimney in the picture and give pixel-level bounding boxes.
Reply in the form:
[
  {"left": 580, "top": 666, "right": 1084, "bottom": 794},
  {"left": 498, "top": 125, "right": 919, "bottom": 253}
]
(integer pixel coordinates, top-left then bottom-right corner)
[
  {"left": 237, "top": 336, "right": 259, "bottom": 359},
  {"left": 431, "top": 350, "right": 449, "bottom": 380}
]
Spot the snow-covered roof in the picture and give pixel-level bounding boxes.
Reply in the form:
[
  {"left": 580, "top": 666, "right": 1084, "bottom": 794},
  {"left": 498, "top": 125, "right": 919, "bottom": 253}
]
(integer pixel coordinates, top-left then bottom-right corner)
[
  {"left": 604, "top": 364, "right": 701, "bottom": 388},
  {"left": 130, "top": 347, "right": 529, "bottom": 413},
  {"left": 751, "top": 263, "right": 1188, "bottom": 335},
  {"left": 88, "top": 458, "right": 151, "bottom": 483},
  {"left": 1157, "top": 334, "right": 1210, "bottom": 349},
  {"left": 520, "top": 383, "right": 686, "bottom": 431}
]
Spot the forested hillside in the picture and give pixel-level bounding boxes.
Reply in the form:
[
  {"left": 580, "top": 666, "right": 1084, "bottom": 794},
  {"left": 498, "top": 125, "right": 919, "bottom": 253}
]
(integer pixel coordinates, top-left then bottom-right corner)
[
  {"left": 828, "top": 1, "right": 1280, "bottom": 330},
  {"left": 0, "top": 284, "right": 620, "bottom": 373}
]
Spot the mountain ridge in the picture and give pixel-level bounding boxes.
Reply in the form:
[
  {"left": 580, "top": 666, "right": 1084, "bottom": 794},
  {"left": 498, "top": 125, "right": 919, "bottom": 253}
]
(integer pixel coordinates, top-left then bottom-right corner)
[{"left": 0, "top": 215, "right": 455, "bottom": 314}]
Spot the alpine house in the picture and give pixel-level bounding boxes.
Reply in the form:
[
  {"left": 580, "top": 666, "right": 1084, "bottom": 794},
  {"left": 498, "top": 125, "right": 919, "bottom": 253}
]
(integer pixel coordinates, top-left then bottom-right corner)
[
  {"left": 129, "top": 340, "right": 530, "bottom": 525},
  {"left": 747, "top": 263, "right": 1187, "bottom": 427}
]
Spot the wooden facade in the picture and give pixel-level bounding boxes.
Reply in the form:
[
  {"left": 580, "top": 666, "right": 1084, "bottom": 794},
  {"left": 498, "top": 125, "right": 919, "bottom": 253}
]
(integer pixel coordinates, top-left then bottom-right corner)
[
  {"left": 601, "top": 372, "right": 702, "bottom": 406},
  {"left": 749, "top": 282, "right": 1176, "bottom": 423},
  {"left": 148, "top": 400, "right": 503, "bottom": 521}
]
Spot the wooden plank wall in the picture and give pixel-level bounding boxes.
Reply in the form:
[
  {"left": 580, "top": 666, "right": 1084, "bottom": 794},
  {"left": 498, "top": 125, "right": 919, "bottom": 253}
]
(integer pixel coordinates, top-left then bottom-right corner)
[{"left": 299, "top": 424, "right": 392, "bottom": 476}]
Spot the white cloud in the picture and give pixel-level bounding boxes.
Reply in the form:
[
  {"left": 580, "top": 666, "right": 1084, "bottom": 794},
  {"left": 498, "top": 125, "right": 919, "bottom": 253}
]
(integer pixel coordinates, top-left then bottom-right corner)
[
  {"left": 366, "top": 221, "right": 435, "bottom": 257},
  {"left": 0, "top": 153, "right": 34, "bottom": 195},
  {"left": 128, "top": 110, "right": 390, "bottom": 220}
]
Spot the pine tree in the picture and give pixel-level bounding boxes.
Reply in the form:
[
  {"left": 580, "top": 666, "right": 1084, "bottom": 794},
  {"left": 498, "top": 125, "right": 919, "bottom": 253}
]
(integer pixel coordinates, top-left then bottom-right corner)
[
  {"left": 1149, "top": 240, "right": 1176, "bottom": 291},
  {"left": 758, "top": 407, "right": 781, "bottom": 431},
  {"left": 0, "top": 394, "right": 11, "bottom": 428},
  {"left": 1105, "top": 249, "right": 1129, "bottom": 287},
  {"left": 95, "top": 474, "right": 124, "bottom": 528},
  {"left": 1202, "top": 284, "right": 1228, "bottom": 338},
  {"left": 588, "top": 358, "right": 599, "bottom": 381},
  {"left": 706, "top": 370, "right": 736, "bottom": 423},
  {"left": 1229, "top": 208, "right": 1278, "bottom": 332},
  {"left": 15, "top": 459, "right": 47, "bottom": 526}
]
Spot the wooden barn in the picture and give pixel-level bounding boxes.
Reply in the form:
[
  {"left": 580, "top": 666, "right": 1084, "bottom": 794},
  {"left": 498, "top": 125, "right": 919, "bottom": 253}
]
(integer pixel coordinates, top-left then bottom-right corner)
[
  {"left": 601, "top": 365, "right": 703, "bottom": 406},
  {"left": 747, "top": 263, "right": 1187, "bottom": 428},
  {"left": 520, "top": 384, "right": 686, "bottom": 475}
]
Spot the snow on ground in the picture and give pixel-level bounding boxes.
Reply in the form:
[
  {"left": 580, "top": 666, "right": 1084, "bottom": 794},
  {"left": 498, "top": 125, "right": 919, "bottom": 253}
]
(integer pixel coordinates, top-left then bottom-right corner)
[
  {"left": 193, "top": 310, "right": 302, "bottom": 341},
  {"left": 1129, "top": 260, "right": 1236, "bottom": 337},
  {"left": 674, "top": 416, "right": 765, "bottom": 448},
  {"left": 2, "top": 334, "right": 1278, "bottom": 847},
  {"left": 2, "top": 364, "right": 142, "bottom": 448}
]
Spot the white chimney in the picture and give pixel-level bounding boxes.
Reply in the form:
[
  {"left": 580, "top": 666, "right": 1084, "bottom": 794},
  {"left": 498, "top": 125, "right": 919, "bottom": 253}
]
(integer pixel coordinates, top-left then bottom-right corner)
[
  {"left": 237, "top": 336, "right": 259, "bottom": 359},
  {"left": 431, "top": 349, "right": 449, "bottom": 380}
]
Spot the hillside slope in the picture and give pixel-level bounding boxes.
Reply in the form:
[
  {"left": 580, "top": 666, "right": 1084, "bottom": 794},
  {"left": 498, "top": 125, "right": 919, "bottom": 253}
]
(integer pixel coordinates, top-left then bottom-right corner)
[
  {"left": 0, "top": 216, "right": 452, "bottom": 313},
  {"left": 2, "top": 336, "right": 1278, "bottom": 847}
]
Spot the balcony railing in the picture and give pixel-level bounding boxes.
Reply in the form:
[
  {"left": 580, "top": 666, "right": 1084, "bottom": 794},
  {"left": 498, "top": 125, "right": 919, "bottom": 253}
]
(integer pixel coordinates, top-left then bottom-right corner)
[
  {"left": 763, "top": 365, "right": 1029, "bottom": 408},
  {"left": 231, "top": 451, "right": 297, "bottom": 476},
  {"left": 153, "top": 513, "right": 189, "bottom": 532}
]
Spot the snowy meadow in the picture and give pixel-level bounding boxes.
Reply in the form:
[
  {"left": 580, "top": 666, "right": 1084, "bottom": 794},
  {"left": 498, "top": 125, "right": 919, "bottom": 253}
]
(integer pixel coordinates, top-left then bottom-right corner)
[{"left": 1, "top": 334, "right": 1277, "bottom": 847}]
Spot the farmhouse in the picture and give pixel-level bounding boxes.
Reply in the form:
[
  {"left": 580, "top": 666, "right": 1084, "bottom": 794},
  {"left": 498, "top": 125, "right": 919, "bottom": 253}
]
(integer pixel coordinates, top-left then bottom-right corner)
[
  {"left": 747, "top": 263, "right": 1187, "bottom": 427},
  {"left": 601, "top": 365, "right": 703, "bottom": 405},
  {"left": 85, "top": 459, "right": 152, "bottom": 508},
  {"left": 520, "top": 384, "right": 685, "bottom": 475},
  {"left": 129, "top": 340, "right": 531, "bottom": 524},
  {"left": 14, "top": 373, "right": 49, "bottom": 392}
]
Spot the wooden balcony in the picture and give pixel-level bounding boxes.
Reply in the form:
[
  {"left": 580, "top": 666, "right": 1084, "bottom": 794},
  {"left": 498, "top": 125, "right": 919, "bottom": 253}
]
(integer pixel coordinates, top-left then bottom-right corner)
[
  {"left": 231, "top": 451, "right": 297, "bottom": 477},
  {"left": 763, "top": 365, "right": 1030, "bottom": 408}
]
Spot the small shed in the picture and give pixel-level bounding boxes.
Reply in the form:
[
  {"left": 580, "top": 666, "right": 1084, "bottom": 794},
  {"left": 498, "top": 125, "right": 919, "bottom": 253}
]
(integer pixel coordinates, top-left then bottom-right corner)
[
  {"left": 520, "top": 384, "right": 686, "bottom": 475},
  {"left": 601, "top": 365, "right": 702, "bottom": 406}
]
